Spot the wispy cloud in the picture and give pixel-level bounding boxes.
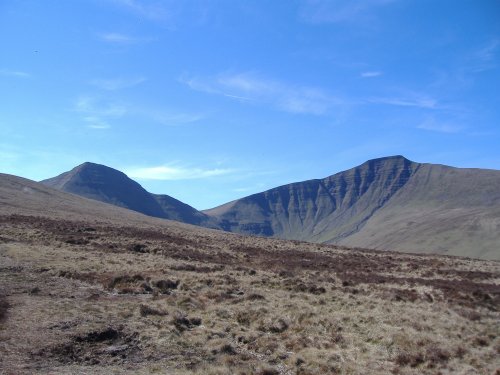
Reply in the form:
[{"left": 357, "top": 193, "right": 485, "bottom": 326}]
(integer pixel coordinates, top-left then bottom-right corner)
[
  {"left": 83, "top": 116, "right": 111, "bottom": 130},
  {"left": 90, "top": 77, "right": 147, "bottom": 90},
  {"left": 97, "top": 32, "right": 152, "bottom": 44},
  {"left": 417, "top": 118, "right": 464, "bottom": 133},
  {"left": 75, "top": 96, "right": 127, "bottom": 130},
  {"left": 75, "top": 95, "right": 203, "bottom": 128},
  {"left": 181, "top": 72, "right": 345, "bottom": 115},
  {"left": 75, "top": 96, "right": 127, "bottom": 117},
  {"left": 437, "top": 39, "right": 500, "bottom": 88},
  {"left": 0, "top": 149, "right": 20, "bottom": 161},
  {"left": 125, "top": 164, "right": 234, "bottom": 180},
  {"left": 108, "top": 0, "right": 214, "bottom": 29},
  {"left": 299, "top": 0, "right": 395, "bottom": 24},
  {"left": 469, "top": 39, "right": 499, "bottom": 73},
  {"left": 149, "top": 111, "right": 205, "bottom": 125},
  {"left": 109, "top": 0, "right": 171, "bottom": 22},
  {"left": 0, "top": 69, "right": 30, "bottom": 78},
  {"left": 369, "top": 94, "right": 438, "bottom": 109},
  {"left": 360, "top": 71, "right": 382, "bottom": 78}
]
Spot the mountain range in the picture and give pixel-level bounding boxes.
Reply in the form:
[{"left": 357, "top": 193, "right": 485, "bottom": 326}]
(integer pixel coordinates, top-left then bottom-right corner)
[
  {"left": 37, "top": 156, "right": 500, "bottom": 260},
  {"left": 3, "top": 160, "right": 498, "bottom": 374}
]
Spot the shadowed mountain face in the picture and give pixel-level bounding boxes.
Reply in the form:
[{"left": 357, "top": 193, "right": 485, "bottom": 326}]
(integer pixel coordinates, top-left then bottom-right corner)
[
  {"left": 204, "top": 156, "right": 418, "bottom": 240},
  {"left": 151, "top": 193, "right": 218, "bottom": 227},
  {"left": 42, "top": 163, "right": 166, "bottom": 218},
  {"left": 41, "top": 162, "right": 217, "bottom": 228},
  {"left": 204, "top": 156, "right": 500, "bottom": 259}
]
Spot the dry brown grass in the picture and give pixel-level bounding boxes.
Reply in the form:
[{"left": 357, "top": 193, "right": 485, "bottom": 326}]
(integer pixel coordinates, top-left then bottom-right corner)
[
  {"left": 0, "top": 214, "right": 499, "bottom": 374},
  {"left": 0, "top": 295, "right": 9, "bottom": 323}
]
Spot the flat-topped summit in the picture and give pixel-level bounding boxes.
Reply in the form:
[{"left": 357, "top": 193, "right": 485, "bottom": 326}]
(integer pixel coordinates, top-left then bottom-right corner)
[
  {"left": 203, "top": 155, "right": 500, "bottom": 259},
  {"left": 203, "top": 155, "right": 420, "bottom": 238}
]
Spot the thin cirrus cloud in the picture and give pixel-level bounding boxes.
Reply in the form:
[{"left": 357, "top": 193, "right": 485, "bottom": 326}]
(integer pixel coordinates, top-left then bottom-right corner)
[
  {"left": 97, "top": 32, "right": 152, "bottom": 44},
  {"left": 469, "top": 39, "right": 499, "bottom": 73},
  {"left": 125, "top": 165, "right": 235, "bottom": 181},
  {"left": 75, "top": 96, "right": 127, "bottom": 117},
  {"left": 75, "top": 96, "right": 127, "bottom": 130},
  {"left": 90, "top": 77, "right": 147, "bottom": 91},
  {"left": 299, "top": 0, "right": 395, "bottom": 24},
  {"left": 75, "top": 95, "right": 204, "bottom": 128},
  {"left": 417, "top": 118, "right": 464, "bottom": 133},
  {"left": 182, "top": 72, "right": 344, "bottom": 115},
  {"left": 0, "top": 69, "right": 30, "bottom": 78},
  {"left": 360, "top": 71, "right": 382, "bottom": 78},
  {"left": 83, "top": 116, "right": 111, "bottom": 130},
  {"left": 368, "top": 95, "right": 438, "bottom": 109},
  {"left": 150, "top": 111, "right": 205, "bottom": 125},
  {"left": 109, "top": 0, "right": 171, "bottom": 22}
]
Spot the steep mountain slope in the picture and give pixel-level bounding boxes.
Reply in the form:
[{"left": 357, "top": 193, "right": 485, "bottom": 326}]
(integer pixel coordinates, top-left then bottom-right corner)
[
  {"left": 151, "top": 193, "right": 218, "bottom": 228},
  {"left": 339, "top": 162, "right": 500, "bottom": 259},
  {"left": 204, "top": 156, "right": 500, "bottom": 259},
  {"left": 41, "top": 162, "right": 216, "bottom": 227},
  {"left": 204, "top": 156, "right": 418, "bottom": 240},
  {"left": 42, "top": 162, "right": 166, "bottom": 218}
]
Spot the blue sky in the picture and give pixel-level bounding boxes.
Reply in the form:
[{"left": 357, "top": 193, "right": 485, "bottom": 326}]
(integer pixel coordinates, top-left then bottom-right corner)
[{"left": 1, "top": 0, "right": 499, "bottom": 209}]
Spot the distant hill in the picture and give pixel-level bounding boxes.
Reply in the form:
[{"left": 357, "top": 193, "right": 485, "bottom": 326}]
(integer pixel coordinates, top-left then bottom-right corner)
[
  {"left": 203, "top": 156, "right": 500, "bottom": 260},
  {"left": 41, "top": 162, "right": 217, "bottom": 228},
  {"left": 37, "top": 157, "right": 500, "bottom": 260},
  {"left": 0, "top": 172, "right": 168, "bottom": 226}
]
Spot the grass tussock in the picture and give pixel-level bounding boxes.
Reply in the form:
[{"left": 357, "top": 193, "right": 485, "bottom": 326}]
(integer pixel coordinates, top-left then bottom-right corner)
[{"left": 0, "top": 295, "right": 9, "bottom": 323}]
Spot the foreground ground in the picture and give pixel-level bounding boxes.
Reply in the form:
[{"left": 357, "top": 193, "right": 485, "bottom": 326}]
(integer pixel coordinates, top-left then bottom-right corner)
[{"left": 0, "top": 214, "right": 499, "bottom": 374}]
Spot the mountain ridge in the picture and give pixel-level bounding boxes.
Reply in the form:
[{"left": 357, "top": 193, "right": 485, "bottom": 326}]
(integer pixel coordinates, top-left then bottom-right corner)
[
  {"left": 38, "top": 156, "right": 500, "bottom": 259},
  {"left": 203, "top": 155, "right": 420, "bottom": 240},
  {"left": 203, "top": 155, "right": 500, "bottom": 259}
]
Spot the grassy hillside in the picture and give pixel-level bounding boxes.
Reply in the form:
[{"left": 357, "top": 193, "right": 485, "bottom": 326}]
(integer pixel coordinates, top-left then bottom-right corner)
[{"left": 0, "top": 173, "right": 498, "bottom": 374}]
